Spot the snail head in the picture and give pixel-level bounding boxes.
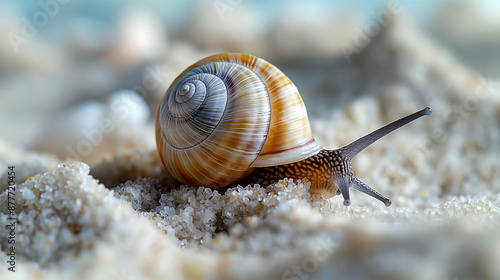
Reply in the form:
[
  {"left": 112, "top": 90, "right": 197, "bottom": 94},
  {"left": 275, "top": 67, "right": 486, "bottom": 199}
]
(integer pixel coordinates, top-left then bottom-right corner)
[{"left": 327, "top": 107, "right": 432, "bottom": 206}]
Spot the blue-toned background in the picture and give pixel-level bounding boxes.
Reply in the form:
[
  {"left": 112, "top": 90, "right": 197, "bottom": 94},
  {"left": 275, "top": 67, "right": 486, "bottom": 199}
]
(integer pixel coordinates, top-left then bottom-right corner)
[{"left": 0, "top": 0, "right": 499, "bottom": 155}]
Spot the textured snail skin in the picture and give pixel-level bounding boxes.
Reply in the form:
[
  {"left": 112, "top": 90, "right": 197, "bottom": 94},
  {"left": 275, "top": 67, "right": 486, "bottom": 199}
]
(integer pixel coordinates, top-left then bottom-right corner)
[
  {"left": 239, "top": 150, "right": 345, "bottom": 197},
  {"left": 156, "top": 53, "right": 432, "bottom": 206},
  {"left": 242, "top": 147, "right": 392, "bottom": 206}
]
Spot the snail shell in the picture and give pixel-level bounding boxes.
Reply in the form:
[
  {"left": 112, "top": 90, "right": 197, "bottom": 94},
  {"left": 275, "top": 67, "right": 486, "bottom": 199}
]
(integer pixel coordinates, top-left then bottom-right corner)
[
  {"left": 156, "top": 53, "right": 321, "bottom": 188},
  {"left": 156, "top": 53, "right": 432, "bottom": 206}
]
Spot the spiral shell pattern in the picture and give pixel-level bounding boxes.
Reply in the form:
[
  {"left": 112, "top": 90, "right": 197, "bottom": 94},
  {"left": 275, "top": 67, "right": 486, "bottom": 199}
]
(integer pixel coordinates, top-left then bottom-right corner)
[{"left": 156, "top": 53, "right": 321, "bottom": 188}]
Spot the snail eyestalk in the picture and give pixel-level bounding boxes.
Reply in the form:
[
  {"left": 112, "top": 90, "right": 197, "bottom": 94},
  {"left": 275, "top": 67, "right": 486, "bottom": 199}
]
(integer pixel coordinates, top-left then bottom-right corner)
[
  {"left": 340, "top": 107, "right": 432, "bottom": 160},
  {"left": 333, "top": 107, "right": 432, "bottom": 206}
]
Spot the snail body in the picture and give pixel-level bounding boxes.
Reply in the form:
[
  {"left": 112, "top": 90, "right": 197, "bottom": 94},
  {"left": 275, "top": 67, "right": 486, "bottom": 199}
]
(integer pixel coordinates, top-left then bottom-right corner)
[{"left": 156, "top": 53, "right": 431, "bottom": 206}]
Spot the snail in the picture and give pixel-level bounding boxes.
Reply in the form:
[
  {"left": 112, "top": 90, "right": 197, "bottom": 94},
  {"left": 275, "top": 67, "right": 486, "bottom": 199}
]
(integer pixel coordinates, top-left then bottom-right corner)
[{"left": 156, "top": 53, "right": 431, "bottom": 206}]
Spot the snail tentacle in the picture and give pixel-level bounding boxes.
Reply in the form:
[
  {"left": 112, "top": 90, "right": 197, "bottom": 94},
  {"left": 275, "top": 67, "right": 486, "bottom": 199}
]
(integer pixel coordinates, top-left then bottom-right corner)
[
  {"left": 351, "top": 177, "right": 392, "bottom": 207},
  {"left": 340, "top": 107, "right": 432, "bottom": 160},
  {"left": 334, "top": 176, "right": 351, "bottom": 206}
]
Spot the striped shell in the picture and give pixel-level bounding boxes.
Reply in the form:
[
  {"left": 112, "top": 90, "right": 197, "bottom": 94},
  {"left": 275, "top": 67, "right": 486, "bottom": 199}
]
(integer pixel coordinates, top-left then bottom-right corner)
[{"left": 155, "top": 53, "right": 321, "bottom": 188}]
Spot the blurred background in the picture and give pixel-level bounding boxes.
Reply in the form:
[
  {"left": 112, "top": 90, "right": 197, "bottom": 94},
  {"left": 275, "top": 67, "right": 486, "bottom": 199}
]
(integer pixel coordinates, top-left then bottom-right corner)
[{"left": 0, "top": 0, "right": 499, "bottom": 163}]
